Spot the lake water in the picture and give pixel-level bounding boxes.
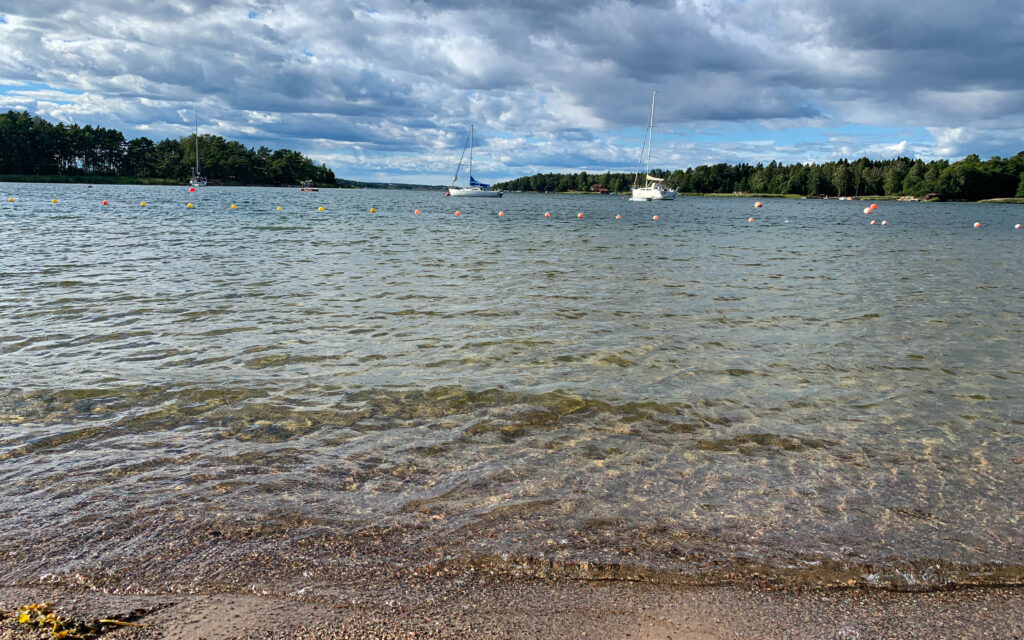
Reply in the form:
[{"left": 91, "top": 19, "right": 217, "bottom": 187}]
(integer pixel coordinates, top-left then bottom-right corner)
[{"left": 1, "top": 183, "right": 1022, "bottom": 593}]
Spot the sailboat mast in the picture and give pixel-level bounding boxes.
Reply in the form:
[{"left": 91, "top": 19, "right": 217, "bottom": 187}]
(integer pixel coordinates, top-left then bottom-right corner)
[
  {"left": 468, "top": 125, "right": 474, "bottom": 182},
  {"left": 645, "top": 91, "right": 656, "bottom": 177},
  {"left": 194, "top": 112, "right": 200, "bottom": 175}
]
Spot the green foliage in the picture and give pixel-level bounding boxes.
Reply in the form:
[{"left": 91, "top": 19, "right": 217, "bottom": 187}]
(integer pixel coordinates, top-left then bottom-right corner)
[
  {"left": 495, "top": 153, "right": 1024, "bottom": 201},
  {"left": 0, "top": 110, "right": 336, "bottom": 186}
]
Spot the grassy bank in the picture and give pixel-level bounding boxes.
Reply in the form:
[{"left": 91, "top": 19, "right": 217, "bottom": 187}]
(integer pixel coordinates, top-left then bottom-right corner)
[{"left": 978, "top": 197, "right": 1024, "bottom": 204}]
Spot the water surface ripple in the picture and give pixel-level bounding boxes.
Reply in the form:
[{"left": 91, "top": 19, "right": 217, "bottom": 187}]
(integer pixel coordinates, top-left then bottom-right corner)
[{"left": 1, "top": 184, "right": 1022, "bottom": 592}]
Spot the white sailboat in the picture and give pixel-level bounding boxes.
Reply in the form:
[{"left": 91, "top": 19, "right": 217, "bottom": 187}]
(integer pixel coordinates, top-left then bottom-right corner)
[
  {"left": 630, "top": 91, "right": 676, "bottom": 201},
  {"left": 189, "top": 112, "right": 207, "bottom": 187},
  {"left": 446, "top": 125, "right": 502, "bottom": 197}
]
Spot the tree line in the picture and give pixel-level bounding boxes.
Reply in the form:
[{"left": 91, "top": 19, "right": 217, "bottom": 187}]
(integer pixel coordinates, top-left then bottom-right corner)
[
  {"left": 495, "top": 153, "right": 1024, "bottom": 201},
  {"left": 0, "top": 110, "right": 336, "bottom": 186}
]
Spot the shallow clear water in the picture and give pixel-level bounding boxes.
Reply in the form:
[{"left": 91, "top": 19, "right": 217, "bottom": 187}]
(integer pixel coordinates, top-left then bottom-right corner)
[{"left": 1, "top": 183, "right": 1022, "bottom": 591}]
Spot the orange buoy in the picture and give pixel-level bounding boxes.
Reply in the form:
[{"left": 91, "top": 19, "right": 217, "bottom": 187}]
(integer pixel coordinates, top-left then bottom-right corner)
[
  {"left": 652, "top": 215, "right": 658, "bottom": 220},
  {"left": 370, "top": 208, "right": 376, "bottom": 213},
  {"left": 189, "top": 187, "right": 196, "bottom": 192},
  {"left": 231, "top": 204, "right": 237, "bottom": 209},
  {"left": 754, "top": 201, "right": 762, "bottom": 208},
  {"left": 748, "top": 217, "right": 754, "bottom": 222},
  {"left": 973, "top": 221, "right": 981, "bottom": 228},
  {"left": 577, "top": 212, "right": 583, "bottom": 219},
  {"left": 498, "top": 211, "right": 504, "bottom": 217},
  {"left": 102, "top": 200, "right": 108, "bottom": 205},
  {"left": 863, "top": 207, "right": 871, "bottom": 214},
  {"left": 870, "top": 220, "right": 876, "bottom": 225},
  {"left": 140, "top": 201, "right": 147, "bottom": 206},
  {"left": 544, "top": 212, "right": 551, "bottom": 218},
  {"left": 454, "top": 210, "right": 461, "bottom": 216},
  {"left": 52, "top": 199, "right": 58, "bottom": 204},
  {"left": 615, "top": 214, "right": 622, "bottom": 220},
  {"left": 870, "top": 203, "right": 878, "bottom": 209},
  {"left": 1015, "top": 223, "right": 1021, "bottom": 229},
  {"left": 414, "top": 209, "right": 420, "bottom": 215}
]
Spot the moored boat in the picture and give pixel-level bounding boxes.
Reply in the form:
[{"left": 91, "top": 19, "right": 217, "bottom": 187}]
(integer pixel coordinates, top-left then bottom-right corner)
[
  {"left": 190, "top": 112, "right": 207, "bottom": 187},
  {"left": 630, "top": 91, "right": 676, "bottom": 202},
  {"left": 447, "top": 125, "right": 502, "bottom": 198}
]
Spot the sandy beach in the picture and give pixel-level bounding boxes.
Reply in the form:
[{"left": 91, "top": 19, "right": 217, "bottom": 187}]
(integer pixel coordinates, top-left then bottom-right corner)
[{"left": 2, "top": 576, "right": 1022, "bottom": 639}]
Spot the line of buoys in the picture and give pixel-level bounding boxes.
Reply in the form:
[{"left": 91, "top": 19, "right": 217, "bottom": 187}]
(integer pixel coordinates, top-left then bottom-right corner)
[{"left": 16, "top": 196, "right": 1017, "bottom": 234}]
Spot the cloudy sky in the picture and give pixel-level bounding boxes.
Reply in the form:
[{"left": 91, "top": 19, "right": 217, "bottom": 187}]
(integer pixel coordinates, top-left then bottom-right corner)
[{"left": 1, "top": 0, "right": 1022, "bottom": 184}]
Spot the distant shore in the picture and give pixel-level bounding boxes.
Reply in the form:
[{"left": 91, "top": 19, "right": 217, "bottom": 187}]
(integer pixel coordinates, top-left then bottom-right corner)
[
  {"left": 0, "top": 176, "right": 452, "bottom": 190},
  {"left": 6, "top": 179, "right": 1024, "bottom": 201}
]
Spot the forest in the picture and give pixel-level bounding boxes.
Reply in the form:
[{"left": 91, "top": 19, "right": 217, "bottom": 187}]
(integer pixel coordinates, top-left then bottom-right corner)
[
  {"left": 4, "top": 109, "right": 1024, "bottom": 199},
  {"left": 495, "top": 153, "right": 1024, "bottom": 201},
  {"left": 0, "top": 110, "right": 336, "bottom": 186}
]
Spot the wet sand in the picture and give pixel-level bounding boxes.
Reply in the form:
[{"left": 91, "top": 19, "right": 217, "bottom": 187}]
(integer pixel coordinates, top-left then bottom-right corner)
[{"left": 2, "top": 578, "right": 1022, "bottom": 639}]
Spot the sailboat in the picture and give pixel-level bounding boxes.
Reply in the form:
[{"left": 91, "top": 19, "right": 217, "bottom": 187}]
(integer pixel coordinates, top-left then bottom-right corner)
[
  {"left": 189, "top": 112, "right": 207, "bottom": 187},
  {"left": 446, "top": 125, "right": 502, "bottom": 197},
  {"left": 630, "top": 91, "right": 676, "bottom": 201}
]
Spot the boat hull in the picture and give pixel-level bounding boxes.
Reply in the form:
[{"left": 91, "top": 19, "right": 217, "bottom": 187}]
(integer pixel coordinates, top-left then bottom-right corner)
[
  {"left": 447, "top": 187, "right": 502, "bottom": 197},
  {"left": 630, "top": 186, "right": 676, "bottom": 201}
]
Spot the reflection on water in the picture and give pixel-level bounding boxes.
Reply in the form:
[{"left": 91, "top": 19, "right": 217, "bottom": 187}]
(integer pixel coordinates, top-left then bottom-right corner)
[{"left": 1, "top": 184, "right": 1022, "bottom": 591}]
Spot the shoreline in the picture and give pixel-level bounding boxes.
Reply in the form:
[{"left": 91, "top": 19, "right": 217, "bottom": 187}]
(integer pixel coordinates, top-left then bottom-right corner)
[{"left": 2, "top": 578, "right": 1022, "bottom": 639}]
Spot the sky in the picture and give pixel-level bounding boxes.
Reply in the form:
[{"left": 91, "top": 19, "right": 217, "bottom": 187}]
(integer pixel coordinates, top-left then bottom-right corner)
[{"left": 1, "top": 0, "right": 1022, "bottom": 184}]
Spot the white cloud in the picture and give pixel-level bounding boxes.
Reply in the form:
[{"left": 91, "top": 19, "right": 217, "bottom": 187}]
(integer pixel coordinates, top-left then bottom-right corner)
[
  {"left": 927, "top": 126, "right": 968, "bottom": 157},
  {"left": 0, "top": 0, "right": 1022, "bottom": 181},
  {"left": 884, "top": 140, "right": 909, "bottom": 156}
]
